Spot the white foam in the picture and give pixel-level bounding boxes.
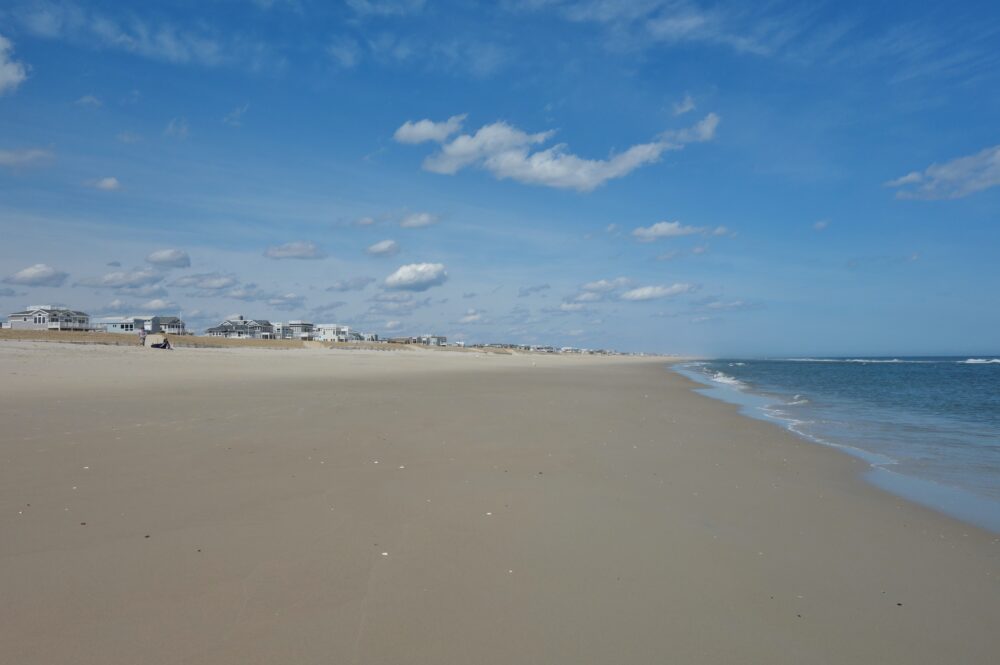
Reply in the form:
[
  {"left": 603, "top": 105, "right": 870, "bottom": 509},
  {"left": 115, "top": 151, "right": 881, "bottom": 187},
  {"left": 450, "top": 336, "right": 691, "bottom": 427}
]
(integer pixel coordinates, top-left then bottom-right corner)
[
  {"left": 960, "top": 358, "right": 1000, "bottom": 364},
  {"left": 708, "top": 370, "right": 746, "bottom": 389}
]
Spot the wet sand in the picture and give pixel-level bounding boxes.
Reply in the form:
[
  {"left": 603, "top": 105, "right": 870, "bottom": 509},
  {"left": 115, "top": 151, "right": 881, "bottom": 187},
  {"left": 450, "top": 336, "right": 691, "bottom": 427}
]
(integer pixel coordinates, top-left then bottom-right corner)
[{"left": 0, "top": 341, "right": 997, "bottom": 664}]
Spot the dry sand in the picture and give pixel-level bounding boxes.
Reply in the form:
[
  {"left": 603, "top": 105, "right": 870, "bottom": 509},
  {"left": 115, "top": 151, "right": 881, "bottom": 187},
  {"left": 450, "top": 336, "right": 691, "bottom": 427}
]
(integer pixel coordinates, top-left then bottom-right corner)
[{"left": 0, "top": 341, "right": 997, "bottom": 664}]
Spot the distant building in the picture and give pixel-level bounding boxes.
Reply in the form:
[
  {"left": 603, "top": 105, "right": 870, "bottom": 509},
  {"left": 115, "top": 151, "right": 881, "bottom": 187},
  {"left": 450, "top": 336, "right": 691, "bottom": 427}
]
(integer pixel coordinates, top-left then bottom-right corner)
[
  {"left": 271, "top": 321, "right": 315, "bottom": 340},
  {"left": 7, "top": 305, "right": 90, "bottom": 331},
  {"left": 95, "top": 315, "right": 186, "bottom": 335},
  {"left": 205, "top": 316, "right": 274, "bottom": 339},
  {"left": 419, "top": 335, "right": 447, "bottom": 346}
]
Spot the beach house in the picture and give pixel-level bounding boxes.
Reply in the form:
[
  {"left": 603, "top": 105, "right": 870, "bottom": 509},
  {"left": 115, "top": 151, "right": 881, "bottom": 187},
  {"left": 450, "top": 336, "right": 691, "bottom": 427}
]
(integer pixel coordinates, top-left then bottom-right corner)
[
  {"left": 95, "top": 315, "right": 187, "bottom": 335},
  {"left": 273, "top": 320, "right": 315, "bottom": 340},
  {"left": 205, "top": 316, "right": 274, "bottom": 339},
  {"left": 6, "top": 305, "right": 91, "bottom": 331}
]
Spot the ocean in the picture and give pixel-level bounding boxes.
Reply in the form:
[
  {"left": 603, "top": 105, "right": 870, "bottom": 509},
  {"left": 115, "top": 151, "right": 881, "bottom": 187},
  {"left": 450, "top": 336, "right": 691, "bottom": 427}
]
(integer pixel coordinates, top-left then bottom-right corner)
[{"left": 675, "top": 357, "right": 1000, "bottom": 533}]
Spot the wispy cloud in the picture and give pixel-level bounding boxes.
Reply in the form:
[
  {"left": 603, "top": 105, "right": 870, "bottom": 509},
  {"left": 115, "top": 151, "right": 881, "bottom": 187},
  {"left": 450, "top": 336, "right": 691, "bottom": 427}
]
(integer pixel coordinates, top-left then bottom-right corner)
[
  {"left": 164, "top": 117, "right": 189, "bottom": 139},
  {"left": 0, "top": 34, "right": 28, "bottom": 95},
  {"left": 92, "top": 176, "right": 121, "bottom": 191},
  {"left": 171, "top": 273, "right": 237, "bottom": 290},
  {"left": 672, "top": 92, "right": 695, "bottom": 115},
  {"left": 397, "top": 112, "right": 719, "bottom": 191},
  {"left": 0, "top": 148, "right": 52, "bottom": 167},
  {"left": 78, "top": 269, "right": 161, "bottom": 289},
  {"left": 885, "top": 145, "right": 1000, "bottom": 199},
  {"left": 632, "top": 220, "right": 703, "bottom": 242},
  {"left": 223, "top": 103, "right": 249, "bottom": 127},
  {"left": 346, "top": 0, "right": 426, "bottom": 16},
  {"left": 400, "top": 212, "right": 437, "bottom": 228},
  {"left": 620, "top": 283, "right": 692, "bottom": 301},
  {"left": 264, "top": 241, "right": 325, "bottom": 259},
  {"left": 366, "top": 239, "right": 400, "bottom": 256},
  {"left": 74, "top": 94, "right": 101, "bottom": 107},
  {"left": 517, "top": 283, "right": 551, "bottom": 297},
  {"left": 327, "top": 276, "right": 375, "bottom": 292}
]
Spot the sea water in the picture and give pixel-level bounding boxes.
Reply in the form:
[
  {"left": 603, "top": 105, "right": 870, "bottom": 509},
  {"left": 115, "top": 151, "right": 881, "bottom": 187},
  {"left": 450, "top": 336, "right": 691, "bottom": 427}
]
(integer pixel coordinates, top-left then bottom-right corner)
[{"left": 674, "top": 358, "right": 1000, "bottom": 533}]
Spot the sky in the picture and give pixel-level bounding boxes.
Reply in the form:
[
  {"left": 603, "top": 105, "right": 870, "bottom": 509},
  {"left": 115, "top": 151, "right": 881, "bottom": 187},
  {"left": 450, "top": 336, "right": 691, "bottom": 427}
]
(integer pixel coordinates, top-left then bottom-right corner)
[{"left": 1, "top": 0, "right": 998, "bottom": 356}]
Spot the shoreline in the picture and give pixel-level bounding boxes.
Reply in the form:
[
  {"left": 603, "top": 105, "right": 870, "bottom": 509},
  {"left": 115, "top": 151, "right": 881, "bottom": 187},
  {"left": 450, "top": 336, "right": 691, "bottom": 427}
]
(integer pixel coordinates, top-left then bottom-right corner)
[
  {"left": 673, "top": 361, "right": 1000, "bottom": 534},
  {"left": 1, "top": 341, "right": 996, "bottom": 664}
]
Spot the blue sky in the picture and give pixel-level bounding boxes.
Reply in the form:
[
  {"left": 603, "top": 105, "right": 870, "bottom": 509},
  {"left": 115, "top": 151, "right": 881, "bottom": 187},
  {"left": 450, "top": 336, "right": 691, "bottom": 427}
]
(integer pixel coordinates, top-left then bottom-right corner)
[{"left": 1, "top": 0, "right": 998, "bottom": 356}]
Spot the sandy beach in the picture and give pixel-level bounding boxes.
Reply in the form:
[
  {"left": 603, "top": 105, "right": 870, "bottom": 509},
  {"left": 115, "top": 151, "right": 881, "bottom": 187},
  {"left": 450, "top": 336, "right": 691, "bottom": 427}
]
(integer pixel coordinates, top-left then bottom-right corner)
[{"left": 0, "top": 341, "right": 996, "bottom": 664}]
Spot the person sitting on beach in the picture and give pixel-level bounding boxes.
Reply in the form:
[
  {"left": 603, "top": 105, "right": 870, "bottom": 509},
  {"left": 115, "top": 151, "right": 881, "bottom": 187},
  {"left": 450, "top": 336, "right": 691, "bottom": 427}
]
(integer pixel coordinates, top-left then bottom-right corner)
[{"left": 150, "top": 336, "right": 173, "bottom": 350}]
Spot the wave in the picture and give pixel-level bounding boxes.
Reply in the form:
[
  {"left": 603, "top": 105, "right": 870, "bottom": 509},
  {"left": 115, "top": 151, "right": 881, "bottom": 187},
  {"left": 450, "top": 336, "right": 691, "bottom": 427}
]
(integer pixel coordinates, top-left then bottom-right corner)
[
  {"left": 960, "top": 358, "right": 1000, "bottom": 364},
  {"left": 784, "top": 358, "right": 935, "bottom": 364},
  {"left": 707, "top": 370, "right": 747, "bottom": 389}
]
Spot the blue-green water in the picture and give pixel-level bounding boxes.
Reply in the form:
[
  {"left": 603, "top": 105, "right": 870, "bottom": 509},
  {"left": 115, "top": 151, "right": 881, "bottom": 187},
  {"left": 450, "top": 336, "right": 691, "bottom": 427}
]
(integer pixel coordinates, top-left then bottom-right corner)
[{"left": 675, "top": 358, "right": 1000, "bottom": 533}]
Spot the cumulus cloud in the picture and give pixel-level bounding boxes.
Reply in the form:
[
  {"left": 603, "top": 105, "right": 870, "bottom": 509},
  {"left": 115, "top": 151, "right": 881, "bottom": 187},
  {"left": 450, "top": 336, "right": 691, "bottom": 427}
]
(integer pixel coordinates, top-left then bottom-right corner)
[
  {"left": 366, "top": 239, "right": 400, "bottom": 256},
  {"left": 0, "top": 34, "right": 28, "bottom": 95},
  {"left": 3, "top": 263, "right": 68, "bottom": 287},
  {"left": 394, "top": 114, "right": 466, "bottom": 144},
  {"left": 400, "top": 113, "right": 720, "bottom": 191},
  {"left": 400, "top": 212, "right": 437, "bottom": 228},
  {"left": 78, "top": 269, "right": 161, "bottom": 289},
  {"left": 171, "top": 273, "right": 237, "bottom": 290},
  {"left": 327, "top": 276, "right": 375, "bottom": 292},
  {"left": 558, "top": 302, "right": 586, "bottom": 312},
  {"left": 885, "top": 145, "right": 1000, "bottom": 199},
  {"left": 621, "top": 283, "right": 693, "bottom": 301},
  {"left": 632, "top": 220, "right": 703, "bottom": 242},
  {"left": 93, "top": 176, "right": 121, "bottom": 191},
  {"left": 384, "top": 262, "right": 448, "bottom": 291},
  {"left": 0, "top": 148, "right": 52, "bottom": 167},
  {"left": 146, "top": 248, "right": 191, "bottom": 268},
  {"left": 264, "top": 241, "right": 325, "bottom": 259},
  {"left": 517, "top": 283, "right": 551, "bottom": 297}
]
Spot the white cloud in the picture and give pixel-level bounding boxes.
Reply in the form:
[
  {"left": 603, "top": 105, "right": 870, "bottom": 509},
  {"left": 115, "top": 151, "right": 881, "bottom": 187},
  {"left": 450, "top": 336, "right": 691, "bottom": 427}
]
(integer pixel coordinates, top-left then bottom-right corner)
[
  {"left": 223, "top": 103, "right": 249, "bottom": 127},
  {"left": 673, "top": 92, "right": 695, "bottom": 115},
  {"left": 264, "top": 241, "right": 325, "bottom": 259},
  {"left": 712, "top": 225, "right": 730, "bottom": 236},
  {"left": 885, "top": 145, "right": 1000, "bottom": 199},
  {"left": 327, "top": 276, "right": 375, "bottom": 292},
  {"left": 171, "top": 273, "right": 237, "bottom": 290},
  {"left": 406, "top": 113, "right": 719, "bottom": 191},
  {"left": 267, "top": 293, "right": 305, "bottom": 310},
  {"left": 355, "top": 216, "right": 376, "bottom": 226},
  {"left": 384, "top": 262, "right": 448, "bottom": 291},
  {"left": 621, "top": 283, "right": 693, "bottom": 301},
  {"left": 139, "top": 298, "right": 177, "bottom": 312},
  {"left": 581, "top": 277, "right": 630, "bottom": 292},
  {"left": 384, "top": 320, "right": 402, "bottom": 331},
  {"left": 0, "top": 148, "right": 52, "bottom": 167},
  {"left": 117, "top": 131, "right": 141, "bottom": 144},
  {"left": 347, "top": 0, "right": 426, "bottom": 16},
  {"left": 366, "top": 239, "right": 400, "bottom": 256},
  {"left": 328, "top": 36, "right": 361, "bottom": 68},
  {"left": 459, "top": 309, "right": 483, "bottom": 323},
  {"left": 146, "top": 248, "right": 191, "bottom": 268},
  {"left": 394, "top": 114, "right": 467, "bottom": 144},
  {"left": 93, "top": 176, "right": 121, "bottom": 191},
  {"left": 813, "top": 220, "right": 829, "bottom": 231},
  {"left": 3, "top": 263, "right": 68, "bottom": 287},
  {"left": 79, "top": 269, "right": 160, "bottom": 288},
  {"left": 75, "top": 94, "right": 101, "bottom": 107},
  {"left": 558, "top": 302, "right": 585, "bottom": 312},
  {"left": 164, "top": 117, "right": 189, "bottom": 139},
  {"left": 632, "top": 220, "right": 703, "bottom": 242},
  {"left": 400, "top": 212, "right": 438, "bottom": 228},
  {"left": 0, "top": 34, "right": 28, "bottom": 95},
  {"left": 573, "top": 291, "right": 603, "bottom": 302},
  {"left": 517, "top": 283, "right": 550, "bottom": 297}
]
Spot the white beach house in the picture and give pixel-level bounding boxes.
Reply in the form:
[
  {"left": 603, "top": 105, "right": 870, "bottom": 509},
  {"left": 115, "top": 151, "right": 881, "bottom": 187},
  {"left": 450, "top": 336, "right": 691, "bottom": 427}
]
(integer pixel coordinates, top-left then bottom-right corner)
[
  {"left": 6, "top": 306, "right": 90, "bottom": 331},
  {"left": 95, "top": 316, "right": 187, "bottom": 335},
  {"left": 205, "top": 316, "right": 274, "bottom": 339}
]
